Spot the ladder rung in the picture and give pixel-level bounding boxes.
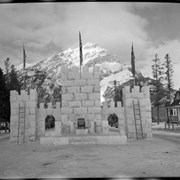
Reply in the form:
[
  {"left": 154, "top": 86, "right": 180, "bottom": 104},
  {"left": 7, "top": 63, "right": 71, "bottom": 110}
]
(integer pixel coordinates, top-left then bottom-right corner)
[
  {"left": 19, "top": 110, "right": 25, "bottom": 112},
  {"left": 19, "top": 113, "right": 25, "bottom": 115},
  {"left": 137, "top": 133, "right": 143, "bottom": 135},
  {"left": 136, "top": 125, "right": 142, "bottom": 128},
  {"left": 19, "top": 116, "right": 25, "bottom": 119},
  {"left": 137, "top": 134, "right": 143, "bottom": 136},
  {"left": 135, "top": 113, "right": 141, "bottom": 116},
  {"left": 134, "top": 109, "right": 140, "bottom": 112},
  {"left": 136, "top": 126, "right": 141, "bottom": 128},
  {"left": 137, "top": 128, "right": 142, "bottom": 131}
]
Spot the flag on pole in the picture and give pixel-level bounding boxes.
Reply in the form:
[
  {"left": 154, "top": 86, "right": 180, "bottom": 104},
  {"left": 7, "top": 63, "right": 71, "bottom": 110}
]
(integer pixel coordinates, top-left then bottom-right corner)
[
  {"left": 23, "top": 44, "right": 26, "bottom": 70},
  {"left": 79, "top": 31, "right": 83, "bottom": 67},
  {"left": 131, "top": 42, "right": 135, "bottom": 77}
]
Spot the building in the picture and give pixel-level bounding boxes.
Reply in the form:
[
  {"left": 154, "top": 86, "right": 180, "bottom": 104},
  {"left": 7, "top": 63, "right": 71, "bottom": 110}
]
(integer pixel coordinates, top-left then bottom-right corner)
[
  {"left": 9, "top": 65, "right": 152, "bottom": 145},
  {"left": 167, "top": 91, "right": 180, "bottom": 122}
]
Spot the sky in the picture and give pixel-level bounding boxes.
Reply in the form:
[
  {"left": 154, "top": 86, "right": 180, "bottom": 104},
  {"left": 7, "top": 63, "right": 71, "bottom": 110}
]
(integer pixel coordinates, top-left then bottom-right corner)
[{"left": 0, "top": 2, "right": 180, "bottom": 89}]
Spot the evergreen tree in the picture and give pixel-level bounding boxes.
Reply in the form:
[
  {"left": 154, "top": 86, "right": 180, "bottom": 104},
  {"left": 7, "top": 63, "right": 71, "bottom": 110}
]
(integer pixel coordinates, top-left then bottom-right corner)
[
  {"left": 52, "top": 85, "right": 62, "bottom": 102},
  {"left": 4, "top": 58, "right": 11, "bottom": 90},
  {"left": 0, "top": 68, "right": 9, "bottom": 121},
  {"left": 151, "top": 53, "right": 165, "bottom": 124},
  {"left": 4, "top": 58, "right": 10, "bottom": 75},
  {"left": 24, "top": 69, "right": 50, "bottom": 104},
  {"left": 164, "top": 53, "right": 174, "bottom": 122},
  {"left": 9, "top": 65, "right": 21, "bottom": 93}
]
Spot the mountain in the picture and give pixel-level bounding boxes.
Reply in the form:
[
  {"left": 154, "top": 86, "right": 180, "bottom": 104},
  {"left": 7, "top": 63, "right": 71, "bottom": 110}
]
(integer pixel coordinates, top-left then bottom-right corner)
[{"left": 16, "top": 42, "right": 149, "bottom": 102}]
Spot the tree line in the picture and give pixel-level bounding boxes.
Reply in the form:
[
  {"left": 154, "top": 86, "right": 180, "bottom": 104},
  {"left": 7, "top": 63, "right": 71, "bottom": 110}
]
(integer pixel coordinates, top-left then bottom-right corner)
[
  {"left": 0, "top": 58, "right": 61, "bottom": 123},
  {"left": 112, "top": 52, "right": 174, "bottom": 125},
  {"left": 151, "top": 53, "right": 174, "bottom": 124},
  {"left": 0, "top": 58, "right": 21, "bottom": 123}
]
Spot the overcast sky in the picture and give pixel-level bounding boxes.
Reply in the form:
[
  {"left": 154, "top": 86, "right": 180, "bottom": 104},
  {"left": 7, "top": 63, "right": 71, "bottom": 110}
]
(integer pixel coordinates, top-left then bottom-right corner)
[{"left": 0, "top": 2, "right": 180, "bottom": 89}]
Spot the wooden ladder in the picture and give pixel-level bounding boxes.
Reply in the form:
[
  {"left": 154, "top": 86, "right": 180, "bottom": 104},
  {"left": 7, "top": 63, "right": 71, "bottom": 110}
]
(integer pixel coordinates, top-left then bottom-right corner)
[
  {"left": 133, "top": 100, "right": 143, "bottom": 140},
  {"left": 18, "top": 102, "right": 26, "bottom": 144}
]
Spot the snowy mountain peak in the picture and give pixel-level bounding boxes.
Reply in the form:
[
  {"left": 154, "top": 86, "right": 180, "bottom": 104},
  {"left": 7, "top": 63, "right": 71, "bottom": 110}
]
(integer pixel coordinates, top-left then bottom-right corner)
[{"left": 16, "top": 42, "right": 141, "bottom": 102}]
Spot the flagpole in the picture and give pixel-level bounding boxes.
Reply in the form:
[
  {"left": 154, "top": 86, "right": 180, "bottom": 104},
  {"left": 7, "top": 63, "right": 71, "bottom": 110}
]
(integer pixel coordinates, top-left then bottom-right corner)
[
  {"left": 131, "top": 42, "right": 136, "bottom": 87},
  {"left": 23, "top": 44, "right": 26, "bottom": 90},
  {"left": 80, "top": 62, "right": 81, "bottom": 79},
  {"left": 79, "top": 31, "right": 83, "bottom": 79}
]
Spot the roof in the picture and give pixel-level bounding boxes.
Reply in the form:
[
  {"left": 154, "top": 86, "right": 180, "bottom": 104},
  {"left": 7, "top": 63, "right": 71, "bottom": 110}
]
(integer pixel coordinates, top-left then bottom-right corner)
[
  {"left": 171, "top": 100, "right": 180, "bottom": 107},
  {"left": 174, "top": 91, "right": 180, "bottom": 101}
]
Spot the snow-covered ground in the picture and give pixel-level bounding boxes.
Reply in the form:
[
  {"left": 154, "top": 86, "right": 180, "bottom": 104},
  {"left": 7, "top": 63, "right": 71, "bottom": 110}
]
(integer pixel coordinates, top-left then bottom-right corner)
[
  {"left": 152, "top": 122, "right": 166, "bottom": 129},
  {"left": 152, "top": 122, "right": 180, "bottom": 133},
  {"left": 1, "top": 134, "right": 180, "bottom": 178}
]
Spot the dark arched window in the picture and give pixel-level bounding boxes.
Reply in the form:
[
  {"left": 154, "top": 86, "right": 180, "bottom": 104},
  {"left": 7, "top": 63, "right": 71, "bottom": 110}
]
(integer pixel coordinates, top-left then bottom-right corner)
[{"left": 45, "top": 115, "right": 55, "bottom": 130}]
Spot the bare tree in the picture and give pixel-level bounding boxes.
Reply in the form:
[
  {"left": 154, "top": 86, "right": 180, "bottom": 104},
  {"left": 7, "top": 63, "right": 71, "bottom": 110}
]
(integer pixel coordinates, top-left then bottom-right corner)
[
  {"left": 151, "top": 53, "right": 164, "bottom": 124},
  {"left": 164, "top": 53, "right": 174, "bottom": 123}
]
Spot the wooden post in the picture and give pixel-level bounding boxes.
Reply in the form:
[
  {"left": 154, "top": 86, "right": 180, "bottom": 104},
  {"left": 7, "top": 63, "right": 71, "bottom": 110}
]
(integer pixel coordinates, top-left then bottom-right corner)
[
  {"left": 114, "top": 80, "right": 117, "bottom": 107},
  {"left": 80, "top": 64, "right": 81, "bottom": 79},
  {"left": 23, "top": 69, "right": 26, "bottom": 90}
]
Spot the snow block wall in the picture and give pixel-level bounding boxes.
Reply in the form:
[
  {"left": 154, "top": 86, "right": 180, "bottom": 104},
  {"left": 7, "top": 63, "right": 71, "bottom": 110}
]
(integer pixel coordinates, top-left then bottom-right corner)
[
  {"left": 10, "top": 66, "right": 152, "bottom": 143},
  {"left": 36, "top": 102, "right": 61, "bottom": 137},
  {"left": 123, "top": 86, "right": 152, "bottom": 138},
  {"left": 10, "top": 90, "right": 37, "bottom": 143},
  {"left": 101, "top": 101, "right": 125, "bottom": 135},
  {"left": 61, "top": 65, "right": 102, "bottom": 134}
]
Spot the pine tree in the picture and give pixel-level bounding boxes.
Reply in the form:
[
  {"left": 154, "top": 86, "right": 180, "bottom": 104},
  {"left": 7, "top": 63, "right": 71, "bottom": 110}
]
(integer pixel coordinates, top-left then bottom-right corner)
[
  {"left": 164, "top": 53, "right": 174, "bottom": 122},
  {"left": 151, "top": 53, "right": 165, "bottom": 124},
  {"left": 52, "top": 86, "right": 62, "bottom": 102},
  {"left": 24, "top": 69, "right": 50, "bottom": 104},
  {"left": 4, "top": 58, "right": 10, "bottom": 75},
  {"left": 9, "top": 65, "right": 21, "bottom": 93},
  {"left": 0, "top": 68, "right": 9, "bottom": 122},
  {"left": 4, "top": 58, "right": 11, "bottom": 90}
]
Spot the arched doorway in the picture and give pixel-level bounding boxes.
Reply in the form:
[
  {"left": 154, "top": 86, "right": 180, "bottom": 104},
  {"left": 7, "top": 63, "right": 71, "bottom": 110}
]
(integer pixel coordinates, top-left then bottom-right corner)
[{"left": 45, "top": 115, "right": 55, "bottom": 130}]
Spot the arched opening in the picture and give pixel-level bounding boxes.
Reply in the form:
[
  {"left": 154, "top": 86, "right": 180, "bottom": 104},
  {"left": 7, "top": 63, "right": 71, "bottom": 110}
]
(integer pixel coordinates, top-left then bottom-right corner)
[
  {"left": 45, "top": 115, "right": 55, "bottom": 130},
  {"left": 108, "top": 113, "right": 118, "bottom": 128}
]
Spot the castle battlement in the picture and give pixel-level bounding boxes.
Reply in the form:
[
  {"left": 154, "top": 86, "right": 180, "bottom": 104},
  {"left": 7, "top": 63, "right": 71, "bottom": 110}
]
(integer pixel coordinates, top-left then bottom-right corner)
[
  {"left": 122, "top": 86, "right": 150, "bottom": 99},
  {"left": 39, "top": 102, "right": 61, "bottom": 109},
  {"left": 61, "top": 65, "right": 100, "bottom": 81},
  {"left": 102, "top": 101, "right": 123, "bottom": 109},
  {"left": 10, "top": 89, "right": 37, "bottom": 102}
]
